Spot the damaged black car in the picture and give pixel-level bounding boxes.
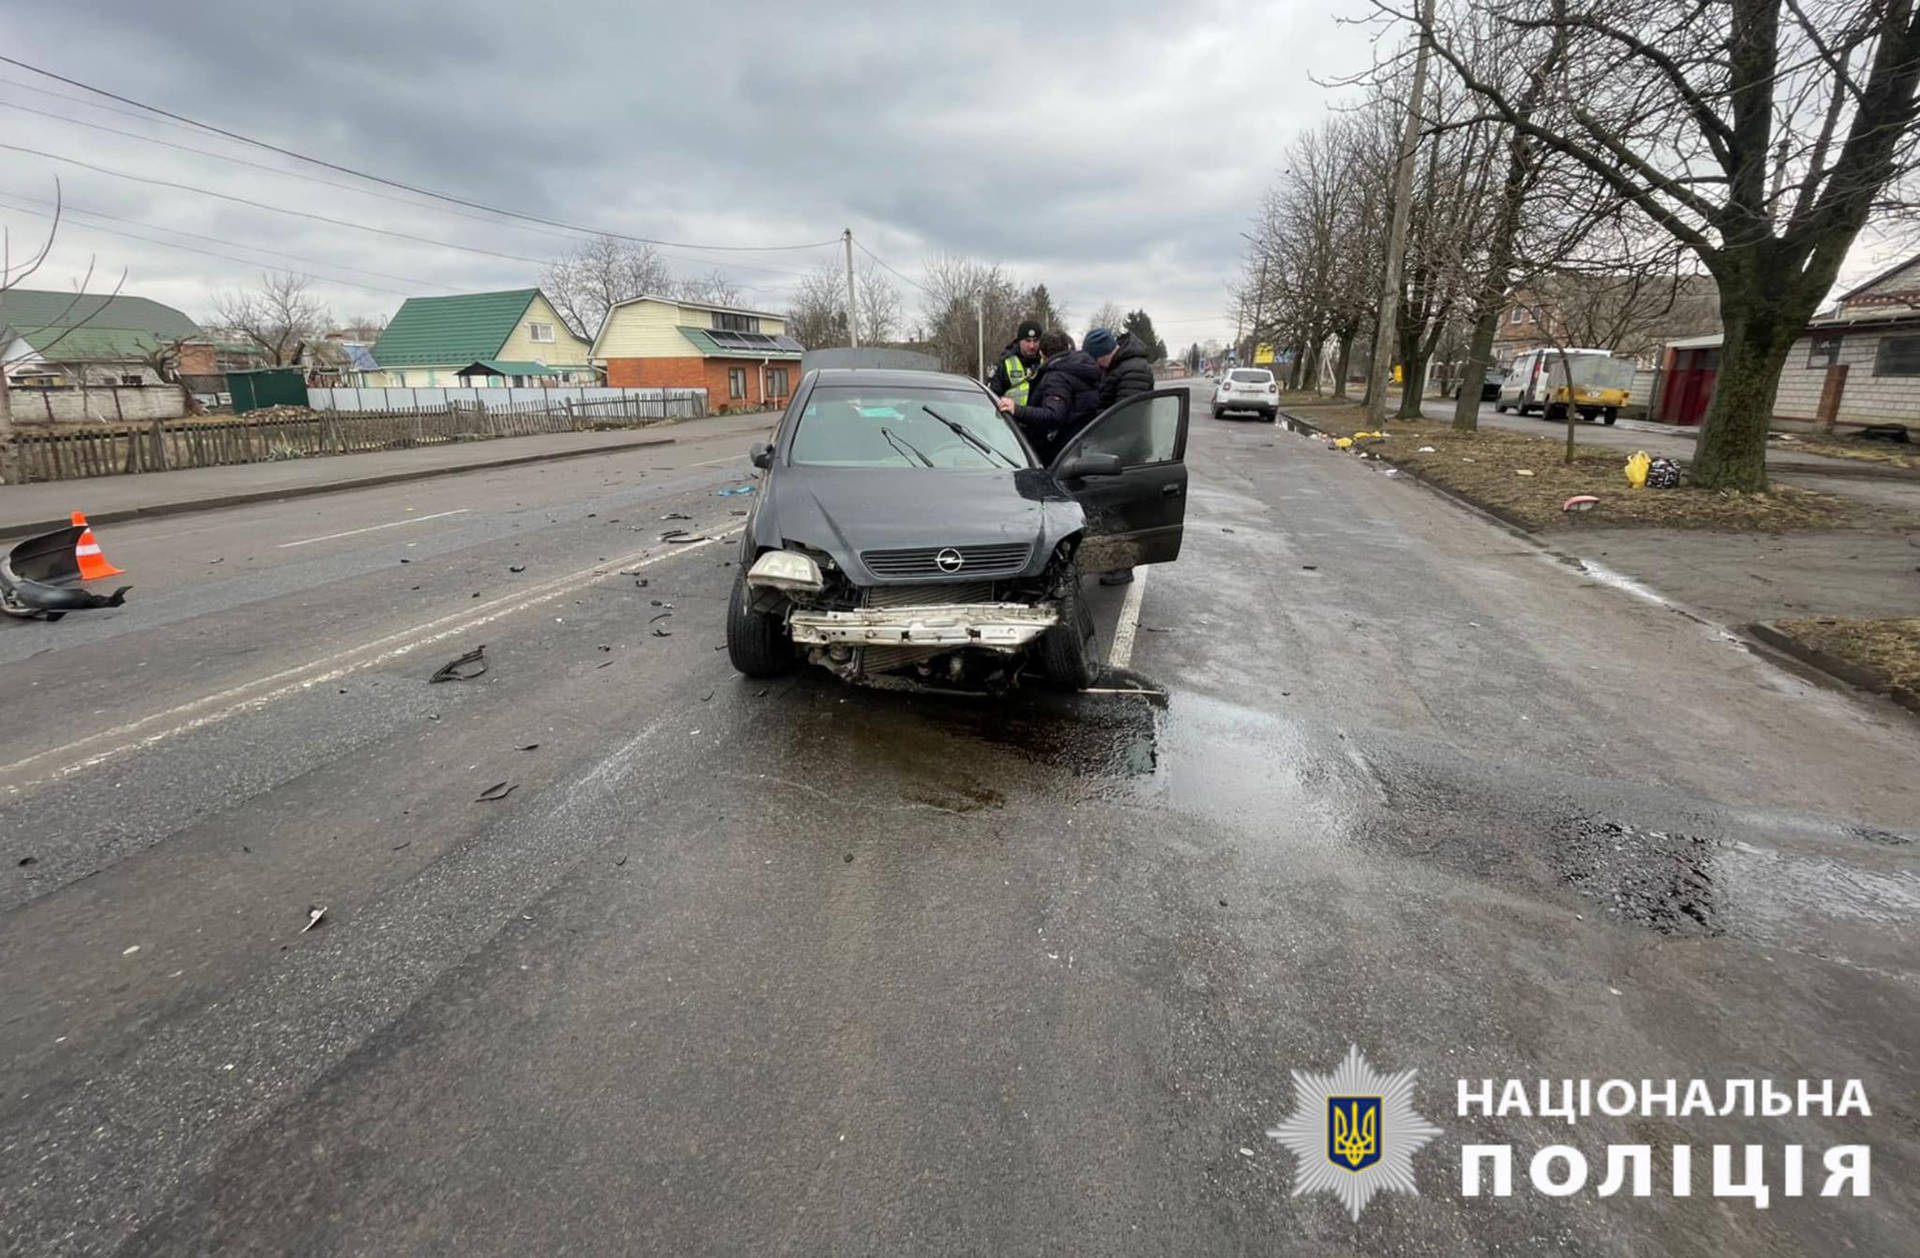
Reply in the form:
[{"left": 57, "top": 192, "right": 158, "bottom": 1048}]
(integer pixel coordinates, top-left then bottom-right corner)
[{"left": 726, "top": 368, "right": 1189, "bottom": 691}]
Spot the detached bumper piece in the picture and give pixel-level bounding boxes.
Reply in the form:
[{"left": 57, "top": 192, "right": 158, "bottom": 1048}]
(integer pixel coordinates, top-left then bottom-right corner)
[
  {"left": 0, "top": 514, "right": 131, "bottom": 620},
  {"left": 788, "top": 602, "right": 1057, "bottom": 650}
]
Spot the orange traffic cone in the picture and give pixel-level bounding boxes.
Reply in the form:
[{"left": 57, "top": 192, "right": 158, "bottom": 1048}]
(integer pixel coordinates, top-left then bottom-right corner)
[{"left": 70, "top": 511, "right": 125, "bottom": 581}]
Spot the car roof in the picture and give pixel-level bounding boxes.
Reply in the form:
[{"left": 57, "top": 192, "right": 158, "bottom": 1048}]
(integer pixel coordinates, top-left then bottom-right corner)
[{"left": 807, "top": 368, "right": 984, "bottom": 390}]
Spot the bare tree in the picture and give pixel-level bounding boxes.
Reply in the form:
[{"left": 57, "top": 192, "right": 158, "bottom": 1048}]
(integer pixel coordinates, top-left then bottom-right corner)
[
  {"left": 856, "top": 260, "right": 902, "bottom": 344},
  {"left": 1085, "top": 301, "right": 1125, "bottom": 340},
  {"left": 921, "top": 255, "right": 1026, "bottom": 377},
  {"left": 541, "top": 235, "right": 671, "bottom": 340},
  {"left": 210, "top": 271, "right": 329, "bottom": 366},
  {"left": 132, "top": 334, "right": 203, "bottom": 417},
  {"left": 1, "top": 183, "right": 126, "bottom": 480},
  {"left": 671, "top": 269, "right": 743, "bottom": 307},
  {"left": 1385, "top": 0, "right": 1920, "bottom": 489}
]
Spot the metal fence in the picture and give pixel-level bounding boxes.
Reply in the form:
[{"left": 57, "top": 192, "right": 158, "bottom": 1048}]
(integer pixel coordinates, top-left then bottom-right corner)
[
  {"left": 8, "top": 398, "right": 693, "bottom": 484},
  {"left": 307, "top": 385, "right": 706, "bottom": 418}
]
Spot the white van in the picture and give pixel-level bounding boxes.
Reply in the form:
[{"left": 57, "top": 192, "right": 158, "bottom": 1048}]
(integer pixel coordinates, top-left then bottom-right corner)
[{"left": 1495, "top": 348, "right": 1635, "bottom": 424}]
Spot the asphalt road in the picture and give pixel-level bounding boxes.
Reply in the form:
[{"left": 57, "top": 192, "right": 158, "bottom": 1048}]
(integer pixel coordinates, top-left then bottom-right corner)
[{"left": 2, "top": 384, "right": 1915, "bottom": 1255}]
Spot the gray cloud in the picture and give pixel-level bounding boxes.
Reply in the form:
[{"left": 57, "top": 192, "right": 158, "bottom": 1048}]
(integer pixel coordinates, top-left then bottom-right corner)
[{"left": 6, "top": 0, "right": 1371, "bottom": 340}]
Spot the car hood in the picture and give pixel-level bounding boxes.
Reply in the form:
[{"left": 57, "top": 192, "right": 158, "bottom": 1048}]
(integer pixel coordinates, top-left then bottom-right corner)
[{"left": 755, "top": 465, "right": 1085, "bottom": 582}]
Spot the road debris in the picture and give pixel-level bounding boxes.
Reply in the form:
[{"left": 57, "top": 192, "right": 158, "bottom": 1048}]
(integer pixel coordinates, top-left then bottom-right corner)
[
  {"left": 429, "top": 645, "right": 488, "bottom": 683},
  {"left": 1515, "top": 469, "right": 1535, "bottom": 477},
  {"left": 517, "top": 743, "right": 539, "bottom": 751},
  {"left": 668, "top": 535, "right": 708, "bottom": 544},
  {"left": 509, "top": 564, "right": 525, "bottom": 573},
  {"left": 661, "top": 512, "right": 692, "bottom": 521},
  {"left": 1563, "top": 495, "right": 1600, "bottom": 512},
  {"left": 475, "top": 781, "right": 517, "bottom": 802},
  {"left": 17, "top": 855, "right": 36, "bottom": 866},
  {"left": 652, "top": 627, "right": 673, "bottom": 637},
  {"left": 718, "top": 484, "right": 755, "bottom": 496},
  {"left": 1418, "top": 445, "right": 1436, "bottom": 453},
  {"left": 648, "top": 612, "right": 672, "bottom": 624},
  {"left": 300, "top": 905, "right": 328, "bottom": 933}
]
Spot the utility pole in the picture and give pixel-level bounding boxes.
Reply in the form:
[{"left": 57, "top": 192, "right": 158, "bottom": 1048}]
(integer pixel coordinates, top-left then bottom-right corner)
[
  {"left": 842, "top": 228, "right": 860, "bottom": 349},
  {"left": 1367, "top": 0, "right": 1435, "bottom": 425},
  {"left": 1248, "top": 259, "right": 1268, "bottom": 370},
  {"left": 976, "top": 295, "right": 985, "bottom": 382},
  {"left": 0, "top": 371, "right": 16, "bottom": 486}
]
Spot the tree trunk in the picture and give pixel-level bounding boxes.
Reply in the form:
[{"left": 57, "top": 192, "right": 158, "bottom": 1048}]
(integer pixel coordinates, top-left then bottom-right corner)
[
  {"left": 1331, "top": 327, "right": 1355, "bottom": 400},
  {"left": 1453, "top": 299, "right": 1503, "bottom": 430},
  {"left": 1689, "top": 287, "right": 1802, "bottom": 491},
  {"left": 1394, "top": 313, "right": 1424, "bottom": 420},
  {"left": 0, "top": 370, "right": 17, "bottom": 484}
]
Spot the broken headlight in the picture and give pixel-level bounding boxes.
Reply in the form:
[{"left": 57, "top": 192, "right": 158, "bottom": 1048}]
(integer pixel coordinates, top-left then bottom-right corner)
[{"left": 747, "top": 548, "right": 826, "bottom": 594}]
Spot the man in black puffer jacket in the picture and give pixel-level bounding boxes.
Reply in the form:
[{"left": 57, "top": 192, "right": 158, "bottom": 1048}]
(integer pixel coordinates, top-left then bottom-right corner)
[
  {"left": 998, "top": 329, "right": 1102, "bottom": 463},
  {"left": 1085, "top": 327, "right": 1155, "bottom": 408}
]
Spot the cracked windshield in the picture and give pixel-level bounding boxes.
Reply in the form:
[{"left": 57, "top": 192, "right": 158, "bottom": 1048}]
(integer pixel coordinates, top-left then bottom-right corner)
[{"left": 2, "top": 0, "right": 1917, "bottom": 1253}]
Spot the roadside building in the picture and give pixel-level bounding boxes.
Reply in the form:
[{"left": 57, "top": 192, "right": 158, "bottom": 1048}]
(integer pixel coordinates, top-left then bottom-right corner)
[
  {"left": 0, "top": 289, "right": 203, "bottom": 388},
  {"left": 1654, "top": 251, "right": 1920, "bottom": 429},
  {"left": 592, "top": 296, "right": 804, "bottom": 411},
  {"left": 369, "top": 289, "right": 594, "bottom": 387}
]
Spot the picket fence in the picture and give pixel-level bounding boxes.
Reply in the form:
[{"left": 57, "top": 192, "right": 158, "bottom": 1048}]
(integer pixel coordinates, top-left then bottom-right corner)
[{"left": 9, "top": 399, "right": 687, "bottom": 484}]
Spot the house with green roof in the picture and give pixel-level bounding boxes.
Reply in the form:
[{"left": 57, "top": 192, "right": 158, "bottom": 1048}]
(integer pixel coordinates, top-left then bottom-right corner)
[
  {"left": 369, "top": 289, "right": 594, "bottom": 387},
  {"left": 0, "top": 289, "right": 204, "bottom": 388}
]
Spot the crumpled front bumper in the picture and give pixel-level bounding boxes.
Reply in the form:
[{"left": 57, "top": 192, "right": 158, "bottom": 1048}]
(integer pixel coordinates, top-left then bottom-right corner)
[{"left": 787, "top": 602, "right": 1058, "bottom": 650}]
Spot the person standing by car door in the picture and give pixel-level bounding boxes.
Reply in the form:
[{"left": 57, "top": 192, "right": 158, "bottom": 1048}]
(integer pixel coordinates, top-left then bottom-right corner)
[
  {"left": 987, "top": 319, "right": 1044, "bottom": 405},
  {"left": 1087, "top": 327, "right": 1154, "bottom": 408},
  {"left": 1083, "top": 326, "right": 1156, "bottom": 584},
  {"left": 997, "top": 329, "right": 1101, "bottom": 463}
]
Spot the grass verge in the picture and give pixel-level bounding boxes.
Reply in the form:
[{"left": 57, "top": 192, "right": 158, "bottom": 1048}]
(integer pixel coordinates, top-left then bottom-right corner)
[
  {"left": 1290, "top": 406, "right": 1863, "bottom": 532},
  {"left": 1773, "top": 434, "right": 1920, "bottom": 471},
  {"left": 1772, "top": 618, "right": 1920, "bottom": 694}
]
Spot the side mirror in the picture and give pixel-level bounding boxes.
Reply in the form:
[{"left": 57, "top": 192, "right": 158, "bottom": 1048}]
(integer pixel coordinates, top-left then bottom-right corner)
[
  {"left": 1056, "top": 452, "right": 1123, "bottom": 479},
  {"left": 749, "top": 441, "right": 773, "bottom": 470}
]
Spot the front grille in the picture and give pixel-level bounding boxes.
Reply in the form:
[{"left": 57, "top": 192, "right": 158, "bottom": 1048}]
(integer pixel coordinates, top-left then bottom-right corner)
[
  {"left": 866, "top": 582, "right": 994, "bottom": 608},
  {"left": 861, "top": 543, "right": 1032, "bottom": 579}
]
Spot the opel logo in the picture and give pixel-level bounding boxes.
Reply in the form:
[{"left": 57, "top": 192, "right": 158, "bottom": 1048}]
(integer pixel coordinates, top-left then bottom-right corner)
[{"left": 935, "top": 548, "right": 965, "bottom": 573}]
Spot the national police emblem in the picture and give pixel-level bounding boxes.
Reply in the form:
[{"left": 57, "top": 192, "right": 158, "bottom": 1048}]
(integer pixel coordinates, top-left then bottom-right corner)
[{"left": 1267, "top": 1045, "right": 1442, "bottom": 1221}]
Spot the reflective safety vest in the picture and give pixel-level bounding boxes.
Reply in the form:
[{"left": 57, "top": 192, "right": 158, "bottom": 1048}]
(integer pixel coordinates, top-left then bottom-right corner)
[{"left": 1002, "top": 355, "right": 1035, "bottom": 406}]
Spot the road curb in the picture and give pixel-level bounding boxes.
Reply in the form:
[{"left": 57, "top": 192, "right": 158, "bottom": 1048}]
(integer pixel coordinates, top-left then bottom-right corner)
[
  {"left": 1746, "top": 623, "right": 1920, "bottom": 717},
  {"left": 0, "top": 434, "right": 679, "bottom": 539}
]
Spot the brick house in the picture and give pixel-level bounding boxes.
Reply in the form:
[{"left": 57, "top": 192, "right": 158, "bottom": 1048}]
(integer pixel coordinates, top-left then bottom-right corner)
[
  {"left": 591, "top": 296, "right": 804, "bottom": 411},
  {"left": 1654, "top": 252, "right": 1920, "bottom": 428},
  {"left": 1492, "top": 273, "right": 1719, "bottom": 368}
]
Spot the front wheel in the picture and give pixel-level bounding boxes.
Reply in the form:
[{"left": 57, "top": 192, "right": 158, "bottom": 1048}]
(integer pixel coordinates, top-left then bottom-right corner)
[
  {"left": 726, "top": 572, "right": 792, "bottom": 678},
  {"left": 1494, "top": 401, "right": 1509, "bottom": 413},
  {"left": 1603, "top": 408, "right": 1618, "bottom": 426},
  {"left": 1041, "top": 572, "right": 1099, "bottom": 690}
]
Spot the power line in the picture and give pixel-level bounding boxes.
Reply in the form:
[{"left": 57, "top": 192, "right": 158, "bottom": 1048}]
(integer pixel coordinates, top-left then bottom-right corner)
[
  {"left": 0, "top": 54, "right": 846, "bottom": 255},
  {"left": 0, "top": 95, "right": 835, "bottom": 282},
  {"left": 0, "top": 196, "right": 422, "bottom": 298},
  {"left": 0, "top": 187, "right": 454, "bottom": 291},
  {"left": 853, "top": 239, "right": 929, "bottom": 295}
]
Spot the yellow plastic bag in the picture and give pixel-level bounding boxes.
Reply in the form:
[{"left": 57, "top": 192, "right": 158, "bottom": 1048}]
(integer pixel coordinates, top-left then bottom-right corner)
[
  {"left": 1334, "top": 436, "right": 1354, "bottom": 449},
  {"left": 1625, "top": 450, "right": 1651, "bottom": 488}
]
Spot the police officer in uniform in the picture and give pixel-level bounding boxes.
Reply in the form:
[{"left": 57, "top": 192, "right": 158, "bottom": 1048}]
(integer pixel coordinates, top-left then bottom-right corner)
[{"left": 987, "top": 319, "right": 1044, "bottom": 405}]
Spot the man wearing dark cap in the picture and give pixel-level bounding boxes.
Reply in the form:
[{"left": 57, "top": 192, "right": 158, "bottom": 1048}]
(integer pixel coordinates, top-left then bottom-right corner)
[{"left": 987, "top": 319, "right": 1044, "bottom": 406}]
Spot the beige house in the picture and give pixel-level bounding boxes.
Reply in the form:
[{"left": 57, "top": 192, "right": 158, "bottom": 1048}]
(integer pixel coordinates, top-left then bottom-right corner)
[
  {"left": 592, "top": 296, "right": 804, "bottom": 410},
  {"left": 368, "top": 289, "right": 594, "bottom": 387}
]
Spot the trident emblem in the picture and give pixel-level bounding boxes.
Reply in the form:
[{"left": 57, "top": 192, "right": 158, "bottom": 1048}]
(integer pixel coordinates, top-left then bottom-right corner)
[{"left": 1328, "top": 1096, "right": 1381, "bottom": 1171}]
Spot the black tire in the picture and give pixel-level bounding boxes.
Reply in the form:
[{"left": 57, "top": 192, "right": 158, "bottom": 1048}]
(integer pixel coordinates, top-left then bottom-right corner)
[
  {"left": 1544, "top": 403, "right": 1564, "bottom": 421},
  {"left": 1494, "top": 401, "right": 1509, "bottom": 413},
  {"left": 1261, "top": 409, "right": 1277, "bottom": 423},
  {"left": 1041, "top": 570, "right": 1099, "bottom": 690},
  {"left": 726, "top": 572, "right": 792, "bottom": 678},
  {"left": 1603, "top": 408, "right": 1618, "bottom": 426},
  {"left": 1210, "top": 406, "right": 1223, "bottom": 419}
]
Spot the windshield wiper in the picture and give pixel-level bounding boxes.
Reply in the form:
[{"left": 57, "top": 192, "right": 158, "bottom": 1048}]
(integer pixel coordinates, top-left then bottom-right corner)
[
  {"left": 880, "top": 426, "right": 933, "bottom": 467},
  {"left": 923, "top": 405, "right": 1019, "bottom": 468}
]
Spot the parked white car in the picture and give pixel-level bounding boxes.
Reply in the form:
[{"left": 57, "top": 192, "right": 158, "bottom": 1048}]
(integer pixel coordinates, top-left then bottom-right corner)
[{"left": 1213, "top": 368, "right": 1278, "bottom": 421}]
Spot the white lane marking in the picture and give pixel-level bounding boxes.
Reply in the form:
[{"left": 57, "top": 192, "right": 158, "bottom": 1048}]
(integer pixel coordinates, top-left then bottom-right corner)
[
  {"left": 1106, "top": 566, "right": 1150, "bottom": 669},
  {"left": 277, "top": 509, "right": 471, "bottom": 548},
  {"left": 1, "top": 529, "right": 742, "bottom": 796}
]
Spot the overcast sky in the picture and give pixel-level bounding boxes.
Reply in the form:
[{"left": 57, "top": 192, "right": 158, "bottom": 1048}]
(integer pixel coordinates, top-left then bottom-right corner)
[{"left": 2, "top": 1, "right": 1911, "bottom": 350}]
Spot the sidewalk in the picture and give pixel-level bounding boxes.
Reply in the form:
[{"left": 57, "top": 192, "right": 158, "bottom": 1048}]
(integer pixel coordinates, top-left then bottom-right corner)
[{"left": 0, "top": 412, "right": 772, "bottom": 538}]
